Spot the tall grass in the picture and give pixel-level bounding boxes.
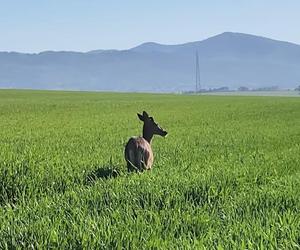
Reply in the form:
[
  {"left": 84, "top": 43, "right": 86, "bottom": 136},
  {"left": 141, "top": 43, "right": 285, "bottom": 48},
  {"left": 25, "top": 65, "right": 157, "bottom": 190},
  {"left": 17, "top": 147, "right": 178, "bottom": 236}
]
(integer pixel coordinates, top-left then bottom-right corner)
[{"left": 0, "top": 89, "right": 299, "bottom": 249}]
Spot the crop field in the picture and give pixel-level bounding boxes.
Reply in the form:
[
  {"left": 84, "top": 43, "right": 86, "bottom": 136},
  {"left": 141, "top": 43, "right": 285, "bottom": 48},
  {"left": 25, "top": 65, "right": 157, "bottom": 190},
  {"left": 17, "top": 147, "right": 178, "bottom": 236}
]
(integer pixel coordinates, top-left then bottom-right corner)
[{"left": 0, "top": 89, "right": 299, "bottom": 249}]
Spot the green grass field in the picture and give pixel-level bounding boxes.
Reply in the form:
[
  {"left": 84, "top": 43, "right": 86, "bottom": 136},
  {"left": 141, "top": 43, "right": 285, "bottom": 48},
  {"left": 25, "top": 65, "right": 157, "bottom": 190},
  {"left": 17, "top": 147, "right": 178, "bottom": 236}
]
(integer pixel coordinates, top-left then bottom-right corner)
[{"left": 0, "top": 89, "right": 299, "bottom": 249}]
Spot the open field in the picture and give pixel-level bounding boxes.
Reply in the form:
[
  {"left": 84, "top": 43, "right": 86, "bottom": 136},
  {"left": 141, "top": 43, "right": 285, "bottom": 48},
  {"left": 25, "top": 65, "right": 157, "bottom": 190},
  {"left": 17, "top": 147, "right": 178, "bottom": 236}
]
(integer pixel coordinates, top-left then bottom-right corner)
[{"left": 0, "top": 89, "right": 300, "bottom": 249}]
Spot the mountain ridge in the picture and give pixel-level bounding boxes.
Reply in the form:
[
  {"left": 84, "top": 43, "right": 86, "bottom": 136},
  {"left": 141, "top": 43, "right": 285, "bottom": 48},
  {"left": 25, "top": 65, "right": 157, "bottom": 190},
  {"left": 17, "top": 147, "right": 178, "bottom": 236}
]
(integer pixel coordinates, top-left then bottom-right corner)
[
  {"left": 2, "top": 32, "right": 300, "bottom": 54},
  {"left": 1, "top": 32, "right": 300, "bottom": 92}
]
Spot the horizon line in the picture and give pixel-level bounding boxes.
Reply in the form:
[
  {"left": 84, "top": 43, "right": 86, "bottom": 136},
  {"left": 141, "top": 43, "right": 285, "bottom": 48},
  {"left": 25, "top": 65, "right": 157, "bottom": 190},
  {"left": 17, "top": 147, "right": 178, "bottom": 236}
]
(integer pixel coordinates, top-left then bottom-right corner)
[{"left": 1, "top": 31, "right": 300, "bottom": 54}]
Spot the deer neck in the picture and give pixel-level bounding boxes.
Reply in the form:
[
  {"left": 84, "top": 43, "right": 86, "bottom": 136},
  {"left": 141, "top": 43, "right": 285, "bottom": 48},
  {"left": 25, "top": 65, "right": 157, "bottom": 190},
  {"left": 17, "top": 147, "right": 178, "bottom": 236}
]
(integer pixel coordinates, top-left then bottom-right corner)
[{"left": 143, "top": 127, "right": 153, "bottom": 144}]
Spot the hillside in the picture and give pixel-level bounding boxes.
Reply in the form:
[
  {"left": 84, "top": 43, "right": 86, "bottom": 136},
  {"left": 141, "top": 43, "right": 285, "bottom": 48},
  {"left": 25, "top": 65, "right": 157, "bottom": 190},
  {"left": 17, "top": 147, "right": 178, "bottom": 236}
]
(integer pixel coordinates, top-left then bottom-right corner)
[{"left": 1, "top": 32, "right": 300, "bottom": 92}]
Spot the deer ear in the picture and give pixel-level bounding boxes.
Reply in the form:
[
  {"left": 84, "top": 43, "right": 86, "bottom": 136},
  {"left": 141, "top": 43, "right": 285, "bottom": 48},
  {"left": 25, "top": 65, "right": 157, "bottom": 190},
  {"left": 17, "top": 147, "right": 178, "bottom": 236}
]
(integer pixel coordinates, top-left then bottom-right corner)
[
  {"left": 137, "top": 113, "right": 144, "bottom": 121},
  {"left": 143, "top": 111, "right": 149, "bottom": 118}
]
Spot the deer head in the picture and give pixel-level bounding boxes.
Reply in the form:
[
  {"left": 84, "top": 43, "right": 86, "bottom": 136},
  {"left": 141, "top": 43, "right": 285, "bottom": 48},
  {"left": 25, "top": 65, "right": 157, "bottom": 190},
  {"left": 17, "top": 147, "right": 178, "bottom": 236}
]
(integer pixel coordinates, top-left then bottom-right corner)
[{"left": 137, "top": 111, "right": 168, "bottom": 143}]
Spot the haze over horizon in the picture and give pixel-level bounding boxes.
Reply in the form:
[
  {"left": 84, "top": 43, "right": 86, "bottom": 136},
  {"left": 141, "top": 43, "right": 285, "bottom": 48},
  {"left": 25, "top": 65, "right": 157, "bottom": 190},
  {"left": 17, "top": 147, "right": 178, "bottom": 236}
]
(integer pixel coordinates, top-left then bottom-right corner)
[
  {"left": 1, "top": 32, "right": 300, "bottom": 91},
  {"left": 2, "top": 31, "right": 300, "bottom": 54},
  {"left": 1, "top": 1, "right": 299, "bottom": 53}
]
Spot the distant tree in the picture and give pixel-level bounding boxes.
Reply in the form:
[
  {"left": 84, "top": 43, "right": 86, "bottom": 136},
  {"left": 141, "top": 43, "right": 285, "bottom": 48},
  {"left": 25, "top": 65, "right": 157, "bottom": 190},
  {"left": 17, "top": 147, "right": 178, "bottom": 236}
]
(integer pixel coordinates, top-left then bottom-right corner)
[
  {"left": 295, "top": 85, "right": 300, "bottom": 91},
  {"left": 254, "top": 86, "right": 278, "bottom": 91},
  {"left": 215, "top": 86, "right": 230, "bottom": 92},
  {"left": 238, "top": 86, "right": 249, "bottom": 91}
]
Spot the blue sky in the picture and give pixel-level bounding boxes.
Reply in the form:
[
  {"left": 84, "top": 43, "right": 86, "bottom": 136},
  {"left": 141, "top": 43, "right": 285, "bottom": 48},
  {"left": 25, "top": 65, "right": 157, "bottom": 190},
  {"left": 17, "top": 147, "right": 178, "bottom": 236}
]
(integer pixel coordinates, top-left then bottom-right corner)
[{"left": 0, "top": 0, "right": 299, "bottom": 52}]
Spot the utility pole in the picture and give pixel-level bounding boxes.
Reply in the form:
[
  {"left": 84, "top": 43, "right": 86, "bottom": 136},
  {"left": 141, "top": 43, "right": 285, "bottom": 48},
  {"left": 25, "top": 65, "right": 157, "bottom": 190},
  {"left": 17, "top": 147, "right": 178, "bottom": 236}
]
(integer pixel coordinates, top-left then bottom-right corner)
[{"left": 195, "top": 51, "right": 201, "bottom": 93}]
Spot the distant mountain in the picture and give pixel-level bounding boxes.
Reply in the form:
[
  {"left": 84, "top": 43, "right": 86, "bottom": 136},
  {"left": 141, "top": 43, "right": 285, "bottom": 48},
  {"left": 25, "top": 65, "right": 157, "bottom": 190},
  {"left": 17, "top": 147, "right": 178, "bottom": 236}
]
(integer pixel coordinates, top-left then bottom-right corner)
[{"left": 1, "top": 32, "right": 300, "bottom": 92}]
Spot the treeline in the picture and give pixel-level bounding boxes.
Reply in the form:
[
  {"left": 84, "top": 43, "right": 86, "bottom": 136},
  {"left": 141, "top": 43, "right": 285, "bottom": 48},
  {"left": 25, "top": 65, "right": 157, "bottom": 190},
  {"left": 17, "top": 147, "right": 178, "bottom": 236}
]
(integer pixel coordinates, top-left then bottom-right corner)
[{"left": 184, "top": 85, "right": 300, "bottom": 93}]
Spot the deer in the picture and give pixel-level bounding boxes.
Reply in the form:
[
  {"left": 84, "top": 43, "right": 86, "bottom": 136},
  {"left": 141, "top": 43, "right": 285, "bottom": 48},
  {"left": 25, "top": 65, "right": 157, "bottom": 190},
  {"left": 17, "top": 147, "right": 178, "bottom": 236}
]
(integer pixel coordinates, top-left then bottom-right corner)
[{"left": 124, "top": 111, "right": 168, "bottom": 172}]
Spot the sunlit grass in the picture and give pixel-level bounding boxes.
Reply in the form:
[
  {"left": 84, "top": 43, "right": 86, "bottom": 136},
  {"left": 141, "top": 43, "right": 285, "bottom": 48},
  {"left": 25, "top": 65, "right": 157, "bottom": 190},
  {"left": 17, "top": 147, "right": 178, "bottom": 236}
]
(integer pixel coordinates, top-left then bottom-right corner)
[{"left": 0, "top": 89, "right": 299, "bottom": 249}]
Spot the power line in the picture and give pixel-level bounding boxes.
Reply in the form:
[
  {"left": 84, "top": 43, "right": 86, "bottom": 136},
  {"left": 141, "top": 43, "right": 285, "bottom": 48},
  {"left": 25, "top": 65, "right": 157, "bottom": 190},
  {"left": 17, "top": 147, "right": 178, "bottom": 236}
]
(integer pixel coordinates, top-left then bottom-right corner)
[{"left": 195, "top": 51, "right": 201, "bottom": 93}]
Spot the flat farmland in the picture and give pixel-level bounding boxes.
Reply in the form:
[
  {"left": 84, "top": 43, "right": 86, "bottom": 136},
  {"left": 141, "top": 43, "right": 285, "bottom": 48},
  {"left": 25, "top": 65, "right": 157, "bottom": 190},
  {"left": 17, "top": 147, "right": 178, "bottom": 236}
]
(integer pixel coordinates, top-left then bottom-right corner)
[{"left": 0, "top": 89, "right": 299, "bottom": 249}]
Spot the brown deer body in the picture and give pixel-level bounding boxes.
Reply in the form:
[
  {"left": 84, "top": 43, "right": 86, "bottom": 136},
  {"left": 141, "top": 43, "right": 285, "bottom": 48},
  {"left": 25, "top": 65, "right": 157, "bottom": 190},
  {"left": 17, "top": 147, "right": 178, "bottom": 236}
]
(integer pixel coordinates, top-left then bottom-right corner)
[{"left": 124, "top": 111, "right": 167, "bottom": 172}]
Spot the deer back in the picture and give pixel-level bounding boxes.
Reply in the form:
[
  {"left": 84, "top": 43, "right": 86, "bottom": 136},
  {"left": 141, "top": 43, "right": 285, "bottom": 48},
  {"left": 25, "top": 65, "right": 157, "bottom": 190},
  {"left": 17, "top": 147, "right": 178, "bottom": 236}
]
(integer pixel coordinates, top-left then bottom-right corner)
[{"left": 125, "top": 136, "right": 154, "bottom": 171}]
